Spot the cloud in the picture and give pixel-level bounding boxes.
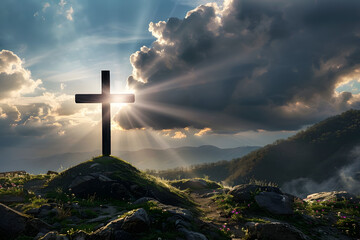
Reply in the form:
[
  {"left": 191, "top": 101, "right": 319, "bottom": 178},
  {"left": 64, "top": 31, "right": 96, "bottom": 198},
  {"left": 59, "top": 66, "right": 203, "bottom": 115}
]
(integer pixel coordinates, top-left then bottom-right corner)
[
  {"left": 42, "top": 3, "right": 50, "bottom": 12},
  {"left": 0, "top": 50, "right": 87, "bottom": 141},
  {"left": 66, "top": 6, "right": 74, "bottom": 21},
  {"left": 59, "top": 0, "right": 66, "bottom": 8},
  {"left": 172, "top": 131, "right": 187, "bottom": 139},
  {"left": 116, "top": 0, "right": 360, "bottom": 132},
  {"left": 0, "top": 50, "right": 42, "bottom": 100},
  {"left": 194, "top": 127, "right": 212, "bottom": 136}
]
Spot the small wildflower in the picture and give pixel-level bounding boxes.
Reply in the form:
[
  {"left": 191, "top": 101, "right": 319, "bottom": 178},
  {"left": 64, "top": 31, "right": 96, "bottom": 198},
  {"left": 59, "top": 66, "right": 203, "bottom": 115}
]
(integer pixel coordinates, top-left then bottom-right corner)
[
  {"left": 236, "top": 212, "right": 239, "bottom": 214},
  {"left": 231, "top": 210, "right": 235, "bottom": 213}
]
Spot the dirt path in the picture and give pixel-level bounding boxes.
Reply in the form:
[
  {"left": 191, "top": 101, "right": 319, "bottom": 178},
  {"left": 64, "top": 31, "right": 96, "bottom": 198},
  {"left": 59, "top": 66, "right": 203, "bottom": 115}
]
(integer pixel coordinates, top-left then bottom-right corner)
[{"left": 190, "top": 189, "right": 244, "bottom": 239}]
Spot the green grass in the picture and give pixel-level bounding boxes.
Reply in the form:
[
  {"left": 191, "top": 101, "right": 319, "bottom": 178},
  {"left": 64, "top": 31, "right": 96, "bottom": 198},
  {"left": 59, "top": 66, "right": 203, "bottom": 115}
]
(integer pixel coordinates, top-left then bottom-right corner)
[{"left": 169, "top": 178, "right": 223, "bottom": 190}]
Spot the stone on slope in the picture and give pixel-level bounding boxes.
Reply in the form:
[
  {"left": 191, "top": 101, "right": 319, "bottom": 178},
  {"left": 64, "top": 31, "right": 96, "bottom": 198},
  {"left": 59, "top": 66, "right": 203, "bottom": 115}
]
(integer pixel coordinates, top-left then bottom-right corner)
[
  {"left": 255, "top": 192, "right": 293, "bottom": 215},
  {"left": 38, "top": 231, "right": 69, "bottom": 240},
  {"left": 305, "top": 191, "right": 359, "bottom": 203},
  {"left": 121, "top": 208, "right": 150, "bottom": 233},
  {"left": 244, "top": 222, "right": 311, "bottom": 240},
  {"left": 178, "top": 227, "right": 208, "bottom": 240},
  {"left": 0, "top": 194, "right": 25, "bottom": 203},
  {"left": 0, "top": 203, "right": 51, "bottom": 240},
  {"left": 229, "top": 184, "right": 282, "bottom": 202}
]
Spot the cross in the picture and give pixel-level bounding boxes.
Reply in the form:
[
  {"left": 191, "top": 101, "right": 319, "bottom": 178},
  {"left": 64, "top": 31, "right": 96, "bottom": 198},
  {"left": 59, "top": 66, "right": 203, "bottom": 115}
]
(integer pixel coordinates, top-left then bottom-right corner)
[{"left": 75, "top": 70, "right": 135, "bottom": 156}]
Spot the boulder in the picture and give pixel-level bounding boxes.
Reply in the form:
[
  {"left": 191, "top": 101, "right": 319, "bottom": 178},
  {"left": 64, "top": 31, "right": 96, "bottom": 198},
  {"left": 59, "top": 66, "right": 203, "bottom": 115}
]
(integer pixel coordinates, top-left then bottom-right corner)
[
  {"left": 121, "top": 208, "right": 150, "bottom": 233},
  {"left": 0, "top": 194, "right": 25, "bottom": 203},
  {"left": 69, "top": 174, "right": 134, "bottom": 200},
  {"left": 255, "top": 192, "right": 293, "bottom": 215},
  {"left": 133, "top": 197, "right": 156, "bottom": 205},
  {"left": 38, "top": 231, "right": 69, "bottom": 240},
  {"left": 304, "top": 191, "right": 359, "bottom": 203},
  {"left": 0, "top": 203, "right": 51, "bottom": 239},
  {"left": 178, "top": 227, "right": 208, "bottom": 240},
  {"left": 229, "top": 184, "right": 282, "bottom": 202},
  {"left": 244, "top": 222, "right": 311, "bottom": 240}
]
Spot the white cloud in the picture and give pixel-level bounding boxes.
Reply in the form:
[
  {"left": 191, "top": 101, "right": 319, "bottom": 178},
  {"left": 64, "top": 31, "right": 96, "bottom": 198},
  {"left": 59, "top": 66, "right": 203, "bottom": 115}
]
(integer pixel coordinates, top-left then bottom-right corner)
[
  {"left": 0, "top": 50, "right": 42, "bottom": 100},
  {"left": 195, "top": 127, "right": 212, "bottom": 136},
  {"left": 66, "top": 6, "right": 74, "bottom": 21},
  {"left": 59, "top": 0, "right": 66, "bottom": 8},
  {"left": 42, "top": 2, "right": 50, "bottom": 12},
  {"left": 172, "top": 131, "right": 186, "bottom": 139}
]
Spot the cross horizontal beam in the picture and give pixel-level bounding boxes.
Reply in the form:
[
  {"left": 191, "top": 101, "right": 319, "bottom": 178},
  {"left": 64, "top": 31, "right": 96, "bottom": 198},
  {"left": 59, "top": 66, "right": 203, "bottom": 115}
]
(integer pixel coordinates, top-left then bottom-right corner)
[{"left": 75, "top": 94, "right": 135, "bottom": 103}]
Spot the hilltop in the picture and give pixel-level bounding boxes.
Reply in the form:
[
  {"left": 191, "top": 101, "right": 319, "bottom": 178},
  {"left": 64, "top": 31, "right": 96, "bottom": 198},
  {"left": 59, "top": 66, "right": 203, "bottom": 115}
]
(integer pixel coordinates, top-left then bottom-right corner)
[
  {"left": 0, "top": 166, "right": 359, "bottom": 239},
  {"left": 153, "top": 109, "right": 360, "bottom": 195}
]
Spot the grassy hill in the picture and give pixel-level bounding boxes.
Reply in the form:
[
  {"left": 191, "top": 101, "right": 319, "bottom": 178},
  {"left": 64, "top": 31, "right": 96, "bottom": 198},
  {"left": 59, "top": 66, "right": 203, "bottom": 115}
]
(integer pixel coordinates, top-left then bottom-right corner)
[{"left": 153, "top": 109, "right": 360, "bottom": 187}]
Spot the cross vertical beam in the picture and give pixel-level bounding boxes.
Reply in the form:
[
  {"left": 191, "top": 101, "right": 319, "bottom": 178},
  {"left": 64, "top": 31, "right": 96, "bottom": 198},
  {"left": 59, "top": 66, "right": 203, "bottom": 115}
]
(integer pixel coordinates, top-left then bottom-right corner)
[
  {"left": 75, "top": 70, "right": 135, "bottom": 157},
  {"left": 102, "top": 70, "right": 111, "bottom": 156}
]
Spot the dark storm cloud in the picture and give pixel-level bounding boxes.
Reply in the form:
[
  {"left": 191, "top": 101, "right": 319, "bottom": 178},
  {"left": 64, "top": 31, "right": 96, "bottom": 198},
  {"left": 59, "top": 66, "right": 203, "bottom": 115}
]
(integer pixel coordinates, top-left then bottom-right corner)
[{"left": 116, "top": 0, "right": 360, "bottom": 131}]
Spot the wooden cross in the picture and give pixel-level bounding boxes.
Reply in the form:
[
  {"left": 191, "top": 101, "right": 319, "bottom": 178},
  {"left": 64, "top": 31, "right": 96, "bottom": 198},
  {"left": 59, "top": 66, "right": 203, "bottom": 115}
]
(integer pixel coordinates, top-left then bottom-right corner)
[{"left": 75, "top": 70, "right": 135, "bottom": 156}]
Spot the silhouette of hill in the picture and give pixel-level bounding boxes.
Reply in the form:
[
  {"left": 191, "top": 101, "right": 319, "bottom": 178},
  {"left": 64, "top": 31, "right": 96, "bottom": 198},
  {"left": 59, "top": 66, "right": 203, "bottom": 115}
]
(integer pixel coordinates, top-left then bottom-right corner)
[{"left": 153, "top": 109, "right": 360, "bottom": 195}]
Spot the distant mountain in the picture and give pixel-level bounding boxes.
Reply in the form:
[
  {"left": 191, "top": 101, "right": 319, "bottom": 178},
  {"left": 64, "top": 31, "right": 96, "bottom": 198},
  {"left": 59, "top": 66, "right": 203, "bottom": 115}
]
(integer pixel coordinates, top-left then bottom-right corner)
[
  {"left": 117, "top": 145, "right": 260, "bottom": 170},
  {"left": 19, "top": 145, "right": 260, "bottom": 174},
  {"left": 154, "top": 110, "right": 360, "bottom": 196}
]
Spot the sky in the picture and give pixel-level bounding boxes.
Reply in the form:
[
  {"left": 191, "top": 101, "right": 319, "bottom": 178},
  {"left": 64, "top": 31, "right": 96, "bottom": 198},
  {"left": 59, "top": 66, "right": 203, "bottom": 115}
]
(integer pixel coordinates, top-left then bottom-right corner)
[{"left": 1, "top": 0, "right": 360, "bottom": 171}]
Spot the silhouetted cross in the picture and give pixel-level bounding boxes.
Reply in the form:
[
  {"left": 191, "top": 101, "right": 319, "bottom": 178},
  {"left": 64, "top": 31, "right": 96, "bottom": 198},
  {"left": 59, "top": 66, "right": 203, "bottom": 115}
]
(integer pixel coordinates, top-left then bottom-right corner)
[{"left": 75, "top": 70, "right": 135, "bottom": 156}]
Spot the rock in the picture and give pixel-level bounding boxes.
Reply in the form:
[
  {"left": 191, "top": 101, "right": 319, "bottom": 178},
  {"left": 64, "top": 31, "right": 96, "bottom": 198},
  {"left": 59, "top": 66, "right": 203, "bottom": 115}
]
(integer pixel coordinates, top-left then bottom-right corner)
[
  {"left": 69, "top": 174, "right": 133, "bottom": 200},
  {"left": 47, "top": 171, "right": 58, "bottom": 175},
  {"left": 157, "top": 202, "right": 193, "bottom": 221},
  {"left": 110, "top": 183, "right": 133, "bottom": 199},
  {"left": 90, "top": 163, "right": 100, "bottom": 168},
  {"left": 71, "top": 230, "right": 88, "bottom": 240},
  {"left": 304, "top": 191, "right": 359, "bottom": 203},
  {"left": 0, "top": 194, "right": 25, "bottom": 203},
  {"left": 133, "top": 197, "right": 156, "bottom": 205},
  {"left": 26, "top": 207, "right": 40, "bottom": 215},
  {"left": 244, "top": 222, "right": 311, "bottom": 240},
  {"left": 38, "top": 231, "right": 69, "bottom": 240},
  {"left": 114, "top": 230, "right": 133, "bottom": 240},
  {"left": 121, "top": 208, "right": 150, "bottom": 233},
  {"left": 255, "top": 192, "right": 293, "bottom": 215},
  {"left": 0, "top": 203, "right": 51, "bottom": 239},
  {"left": 178, "top": 227, "right": 208, "bottom": 240},
  {"left": 69, "top": 175, "right": 96, "bottom": 189},
  {"left": 91, "top": 217, "right": 127, "bottom": 239},
  {"left": 229, "top": 184, "right": 282, "bottom": 202}
]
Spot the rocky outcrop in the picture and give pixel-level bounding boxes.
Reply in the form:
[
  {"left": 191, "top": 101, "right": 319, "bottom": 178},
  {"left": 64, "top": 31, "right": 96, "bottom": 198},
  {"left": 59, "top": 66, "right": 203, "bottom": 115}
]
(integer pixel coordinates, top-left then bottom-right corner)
[
  {"left": 255, "top": 192, "right": 293, "bottom": 215},
  {"left": 0, "top": 203, "right": 51, "bottom": 240},
  {"left": 229, "top": 184, "right": 282, "bottom": 202},
  {"left": 244, "top": 222, "right": 311, "bottom": 240},
  {"left": 121, "top": 208, "right": 150, "bottom": 233}
]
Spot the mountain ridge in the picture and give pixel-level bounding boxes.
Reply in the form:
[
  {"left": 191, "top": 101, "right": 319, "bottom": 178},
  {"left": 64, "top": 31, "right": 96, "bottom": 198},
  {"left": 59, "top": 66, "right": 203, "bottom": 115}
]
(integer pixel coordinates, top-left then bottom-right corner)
[{"left": 153, "top": 109, "right": 360, "bottom": 196}]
